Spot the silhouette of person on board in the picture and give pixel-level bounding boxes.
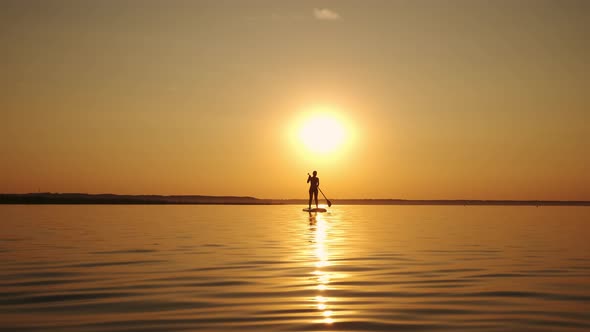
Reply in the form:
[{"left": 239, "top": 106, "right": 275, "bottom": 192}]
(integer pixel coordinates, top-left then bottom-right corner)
[{"left": 307, "top": 171, "right": 320, "bottom": 209}]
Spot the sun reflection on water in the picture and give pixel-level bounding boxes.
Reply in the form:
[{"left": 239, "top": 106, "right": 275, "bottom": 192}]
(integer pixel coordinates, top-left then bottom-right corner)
[{"left": 309, "top": 213, "right": 333, "bottom": 325}]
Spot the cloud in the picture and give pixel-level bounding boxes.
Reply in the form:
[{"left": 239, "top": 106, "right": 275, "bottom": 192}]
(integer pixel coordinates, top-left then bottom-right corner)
[{"left": 313, "top": 8, "right": 341, "bottom": 21}]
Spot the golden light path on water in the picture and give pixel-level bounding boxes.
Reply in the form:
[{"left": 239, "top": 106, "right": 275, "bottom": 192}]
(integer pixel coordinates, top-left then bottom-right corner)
[{"left": 310, "top": 213, "right": 334, "bottom": 325}]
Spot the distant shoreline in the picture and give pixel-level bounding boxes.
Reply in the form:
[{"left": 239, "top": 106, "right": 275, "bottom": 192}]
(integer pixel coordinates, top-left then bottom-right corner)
[{"left": 1, "top": 193, "right": 588, "bottom": 206}]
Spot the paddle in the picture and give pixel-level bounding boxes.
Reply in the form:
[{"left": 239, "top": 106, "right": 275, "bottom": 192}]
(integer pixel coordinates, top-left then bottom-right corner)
[
  {"left": 318, "top": 187, "right": 332, "bottom": 207},
  {"left": 308, "top": 173, "right": 333, "bottom": 207}
]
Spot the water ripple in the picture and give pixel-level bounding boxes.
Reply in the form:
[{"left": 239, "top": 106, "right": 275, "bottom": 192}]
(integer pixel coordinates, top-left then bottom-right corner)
[{"left": 0, "top": 205, "right": 589, "bottom": 332}]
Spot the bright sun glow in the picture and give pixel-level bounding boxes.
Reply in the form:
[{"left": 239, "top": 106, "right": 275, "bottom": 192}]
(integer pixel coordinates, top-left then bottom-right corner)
[{"left": 299, "top": 113, "right": 347, "bottom": 154}]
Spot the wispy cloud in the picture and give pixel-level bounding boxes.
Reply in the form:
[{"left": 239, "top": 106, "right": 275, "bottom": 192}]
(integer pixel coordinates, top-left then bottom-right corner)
[{"left": 313, "top": 8, "right": 341, "bottom": 21}]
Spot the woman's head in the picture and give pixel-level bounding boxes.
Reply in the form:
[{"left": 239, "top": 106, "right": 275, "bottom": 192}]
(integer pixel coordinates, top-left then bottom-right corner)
[{"left": 313, "top": 170, "right": 317, "bottom": 176}]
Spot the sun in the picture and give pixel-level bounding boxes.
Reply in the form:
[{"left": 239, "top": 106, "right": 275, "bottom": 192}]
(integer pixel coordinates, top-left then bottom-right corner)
[{"left": 299, "top": 113, "right": 347, "bottom": 154}]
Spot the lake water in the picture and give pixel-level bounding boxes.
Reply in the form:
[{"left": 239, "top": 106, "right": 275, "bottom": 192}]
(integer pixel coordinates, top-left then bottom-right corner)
[{"left": 1, "top": 205, "right": 589, "bottom": 331}]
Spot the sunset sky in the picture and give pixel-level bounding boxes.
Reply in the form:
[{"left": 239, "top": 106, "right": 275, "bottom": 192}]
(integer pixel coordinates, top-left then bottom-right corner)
[{"left": 1, "top": 0, "right": 588, "bottom": 200}]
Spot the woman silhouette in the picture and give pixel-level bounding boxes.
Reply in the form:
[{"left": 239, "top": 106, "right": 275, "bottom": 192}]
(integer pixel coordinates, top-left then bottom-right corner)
[{"left": 307, "top": 171, "right": 320, "bottom": 209}]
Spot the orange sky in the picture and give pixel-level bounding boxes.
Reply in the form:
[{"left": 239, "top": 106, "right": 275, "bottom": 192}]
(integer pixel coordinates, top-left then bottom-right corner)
[{"left": 1, "top": 1, "right": 589, "bottom": 200}]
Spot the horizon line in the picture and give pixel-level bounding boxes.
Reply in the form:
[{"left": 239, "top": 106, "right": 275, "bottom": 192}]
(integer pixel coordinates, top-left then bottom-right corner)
[{"left": 1, "top": 192, "right": 589, "bottom": 203}]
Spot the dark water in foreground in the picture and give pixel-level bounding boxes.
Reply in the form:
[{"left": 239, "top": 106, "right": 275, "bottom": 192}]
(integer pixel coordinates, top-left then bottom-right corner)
[{"left": 1, "top": 205, "right": 589, "bottom": 332}]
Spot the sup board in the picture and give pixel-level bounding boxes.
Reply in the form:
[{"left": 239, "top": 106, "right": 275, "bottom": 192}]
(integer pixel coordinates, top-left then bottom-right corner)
[{"left": 303, "top": 208, "right": 327, "bottom": 213}]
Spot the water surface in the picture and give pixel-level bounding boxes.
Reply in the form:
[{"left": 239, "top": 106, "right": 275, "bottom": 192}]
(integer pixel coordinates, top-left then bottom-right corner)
[{"left": 1, "top": 205, "right": 589, "bottom": 331}]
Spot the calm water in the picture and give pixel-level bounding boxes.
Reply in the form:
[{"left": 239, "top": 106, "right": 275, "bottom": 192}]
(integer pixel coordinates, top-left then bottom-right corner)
[{"left": 1, "top": 205, "right": 589, "bottom": 331}]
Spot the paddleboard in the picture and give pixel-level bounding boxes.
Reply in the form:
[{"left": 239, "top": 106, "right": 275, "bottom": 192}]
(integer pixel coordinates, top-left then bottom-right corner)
[{"left": 303, "top": 208, "right": 327, "bottom": 213}]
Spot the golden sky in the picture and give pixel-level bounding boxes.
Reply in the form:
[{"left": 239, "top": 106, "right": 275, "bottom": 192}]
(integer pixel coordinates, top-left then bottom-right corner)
[{"left": 1, "top": 1, "right": 589, "bottom": 200}]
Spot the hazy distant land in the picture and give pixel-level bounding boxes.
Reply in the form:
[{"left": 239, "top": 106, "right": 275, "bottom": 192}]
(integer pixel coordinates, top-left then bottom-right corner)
[{"left": 1, "top": 193, "right": 588, "bottom": 206}]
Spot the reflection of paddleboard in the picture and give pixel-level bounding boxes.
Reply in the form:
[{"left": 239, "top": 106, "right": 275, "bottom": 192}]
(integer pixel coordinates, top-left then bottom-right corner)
[{"left": 303, "top": 208, "right": 327, "bottom": 213}]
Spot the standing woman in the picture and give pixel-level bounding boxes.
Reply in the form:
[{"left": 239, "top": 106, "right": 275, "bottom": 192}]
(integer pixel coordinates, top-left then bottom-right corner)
[{"left": 307, "top": 171, "right": 320, "bottom": 209}]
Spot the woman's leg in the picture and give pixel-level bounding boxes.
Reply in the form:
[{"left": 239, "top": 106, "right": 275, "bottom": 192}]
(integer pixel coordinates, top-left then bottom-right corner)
[
  {"left": 308, "top": 190, "right": 313, "bottom": 209},
  {"left": 314, "top": 190, "right": 319, "bottom": 208}
]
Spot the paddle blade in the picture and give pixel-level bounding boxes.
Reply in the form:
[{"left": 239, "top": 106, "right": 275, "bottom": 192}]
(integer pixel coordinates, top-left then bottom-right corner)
[{"left": 327, "top": 200, "right": 332, "bottom": 207}]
